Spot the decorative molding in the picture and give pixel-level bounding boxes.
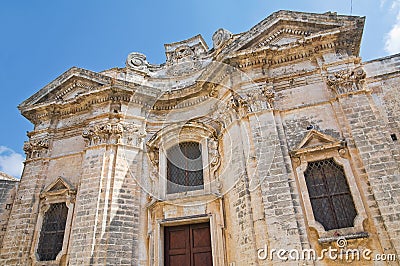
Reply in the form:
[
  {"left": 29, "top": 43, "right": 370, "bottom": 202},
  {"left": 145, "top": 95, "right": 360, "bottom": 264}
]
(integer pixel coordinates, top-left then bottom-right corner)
[
  {"left": 22, "top": 89, "right": 153, "bottom": 125},
  {"left": 293, "top": 154, "right": 368, "bottom": 239},
  {"left": 227, "top": 38, "right": 356, "bottom": 70},
  {"left": 23, "top": 138, "right": 49, "bottom": 159},
  {"left": 327, "top": 66, "right": 366, "bottom": 95},
  {"left": 146, "top": 121, "right": 219, "bottom": 167},
  {"left": 256, "top": 27, "right": 311, "bottom": 48},
  {"left": 82, "top": 121, "right": 145, "bottom": 148},
  {"left": 318, "top": 232, "right": 369, "bottom": 244},
  {"left": 54, "top": 78, "right": 99, "bottom": 102}
]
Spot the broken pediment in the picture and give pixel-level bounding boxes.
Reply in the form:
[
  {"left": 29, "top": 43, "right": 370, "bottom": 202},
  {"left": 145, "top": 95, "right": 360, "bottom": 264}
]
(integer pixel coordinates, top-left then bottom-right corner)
[
  {"left": 291, "top": 130, "right": 344, "bottom": 155},
  {"left": 19, "top": 67, "right": 112, "bottom": 109}
]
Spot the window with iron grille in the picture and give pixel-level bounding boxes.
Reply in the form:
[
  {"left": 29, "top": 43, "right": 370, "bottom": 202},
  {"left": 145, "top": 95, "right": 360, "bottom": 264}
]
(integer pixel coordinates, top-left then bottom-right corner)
[
  {"left": 304, "top": 158, "right": 357, "bottom": 231},
  {"left": 167, "top": 142, "right": 204, "bottom": 194},
  {"left": 37, "top": 202, "right": 68, "bottom": 261}
]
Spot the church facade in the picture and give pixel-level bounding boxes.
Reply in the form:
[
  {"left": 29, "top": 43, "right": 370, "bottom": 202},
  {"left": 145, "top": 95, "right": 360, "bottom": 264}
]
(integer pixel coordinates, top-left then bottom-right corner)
[{"left": 0, "top": 10, "right": 400, "bottom": 265}]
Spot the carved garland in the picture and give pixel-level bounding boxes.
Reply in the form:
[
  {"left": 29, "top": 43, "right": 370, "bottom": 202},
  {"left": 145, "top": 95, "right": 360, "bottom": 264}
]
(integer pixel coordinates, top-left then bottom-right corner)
[{"left": 82, "top": 121, "right": 145, "bottom": 147}]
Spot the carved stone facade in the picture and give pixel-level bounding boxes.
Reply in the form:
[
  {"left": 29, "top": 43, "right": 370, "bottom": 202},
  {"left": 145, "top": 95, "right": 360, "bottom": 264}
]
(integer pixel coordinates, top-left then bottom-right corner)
[{"left": 1, "top": 10, "right": 400, "bottom": 265}]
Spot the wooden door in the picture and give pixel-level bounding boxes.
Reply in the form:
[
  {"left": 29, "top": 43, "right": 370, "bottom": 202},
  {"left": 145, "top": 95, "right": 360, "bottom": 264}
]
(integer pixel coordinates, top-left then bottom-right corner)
[{"left": 165, "top": 223, "right": 212, "bottom": 266}]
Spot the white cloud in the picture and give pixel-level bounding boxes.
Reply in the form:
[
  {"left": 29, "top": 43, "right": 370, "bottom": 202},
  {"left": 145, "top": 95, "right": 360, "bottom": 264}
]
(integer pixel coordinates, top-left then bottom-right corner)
[
  {"left": 391, "top": 0, "right": 400, "bottom": 10},
  {"left": 385, "top": 11, "right": 400, "bottom": 54},
  {"left": 0, "top": 146, "right": 24, "bottom": 178}
]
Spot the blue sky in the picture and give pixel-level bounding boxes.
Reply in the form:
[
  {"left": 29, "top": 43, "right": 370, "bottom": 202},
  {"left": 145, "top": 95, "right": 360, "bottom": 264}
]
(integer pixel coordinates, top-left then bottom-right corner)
[{"left": 1, "top": 0, "right": 399, "bottom": 178}]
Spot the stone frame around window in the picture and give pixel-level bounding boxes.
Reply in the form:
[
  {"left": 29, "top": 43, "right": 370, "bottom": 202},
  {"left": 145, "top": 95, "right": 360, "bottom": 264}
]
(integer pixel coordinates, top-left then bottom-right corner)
[
  {"left": 290, "top": 130, "right": 368, "bottom": 239},
  {"left": 147, "top": 122, "right": 221, "bottom": 201},
  {"left": 30, "top": 177, "right": 76, "bottom": 266}
]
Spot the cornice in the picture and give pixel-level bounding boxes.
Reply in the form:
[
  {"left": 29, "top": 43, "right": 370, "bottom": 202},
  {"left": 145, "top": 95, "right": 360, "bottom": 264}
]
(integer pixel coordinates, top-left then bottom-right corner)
[
  {"left": 215, "top": 10, "right": 364, "bottom": 58},
  {"left": 19, "top": 67, "right": 112, "bottom": 109},
  {"left": 225, "top": 33, "right": 357, "bottom": 70},
  {"left": 21, "top": 85, "right": 156, "bottom": 124}
]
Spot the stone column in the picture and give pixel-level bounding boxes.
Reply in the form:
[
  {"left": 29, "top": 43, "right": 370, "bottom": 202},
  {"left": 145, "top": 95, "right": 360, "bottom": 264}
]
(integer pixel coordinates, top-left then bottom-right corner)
[
  {"left": 68, "top": 121, "right": 145, "bottom": 265},
  {"left": 328, "top": 67, "right": 400, "bottom": 255},
  {"left": 0, "top": 137, "right": 49, "bottom": 265}
]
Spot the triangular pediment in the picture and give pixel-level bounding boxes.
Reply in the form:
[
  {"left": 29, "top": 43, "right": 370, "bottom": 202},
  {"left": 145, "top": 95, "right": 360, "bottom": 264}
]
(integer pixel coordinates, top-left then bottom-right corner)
[
  {"left": 36, "top": 76, "right": 103, "bottom": 104},
  {"left": 269, "top": 34, "right": 302, "bottom": 46},
  {"left": 292, "top": 130, "right": 343, "bottom": 155},
  {"left": 19, "top": 67, "right": 112, "bottom": 109},
  {"left": 220, "top": 11, "right": 364, "bottom": 55},
  {"left": 41, "top": 177, "right": 75, "bottom": 197},
  {"left": 297, "top": 130, "right": 339, "bottom": 150},
  {"left": 238, "top": 20, "right": 337, "bottom": 50}
]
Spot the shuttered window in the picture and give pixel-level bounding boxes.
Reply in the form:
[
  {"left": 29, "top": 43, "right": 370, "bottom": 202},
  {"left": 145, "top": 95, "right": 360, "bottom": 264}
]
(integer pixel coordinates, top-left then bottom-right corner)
[
  {"left": 167, "top": 142, "right": 203, "bottom": 194},
  {"left": 304, "top": 158, "right": 357, "bottom": 230},
  {"left": 37, "top": 202, "right": 68, "bottom": 261}
]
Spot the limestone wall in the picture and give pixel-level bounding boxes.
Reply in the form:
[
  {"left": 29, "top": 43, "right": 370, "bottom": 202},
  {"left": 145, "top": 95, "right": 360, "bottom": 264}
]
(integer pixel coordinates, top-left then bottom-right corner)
[{"left": 0, "top": 177, "right": 18, "bottom": 248}]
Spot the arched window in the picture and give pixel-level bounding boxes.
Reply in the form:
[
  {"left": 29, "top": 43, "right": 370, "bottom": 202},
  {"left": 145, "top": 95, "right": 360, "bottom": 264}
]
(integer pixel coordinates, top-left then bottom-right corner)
[
  {"left": 167, "top": 142, "right": 203, "bottom": 194},
  {"left": 304, "top": 158, "right": 357, "bottom": 230}
]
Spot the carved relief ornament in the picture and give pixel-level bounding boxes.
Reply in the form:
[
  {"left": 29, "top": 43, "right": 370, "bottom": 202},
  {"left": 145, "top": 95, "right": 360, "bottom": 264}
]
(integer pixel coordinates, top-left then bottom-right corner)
[
  {"left": 165, "top": 45, "right": 203, "bottom": 76},
  {"left": 326, "top": 66, "right": 366, "bottom": 95},
  {"left": 244, "top": 83, "right": 275, "bottom": 112},
  {"left": 23, "top": 138, "right": 49, "bottom": 159},
  {"left": 82, "top": 121, "right": 145, "bottom": 147},
  {"left": 207, "top": 135, "right": 222, "bottom": 192}
]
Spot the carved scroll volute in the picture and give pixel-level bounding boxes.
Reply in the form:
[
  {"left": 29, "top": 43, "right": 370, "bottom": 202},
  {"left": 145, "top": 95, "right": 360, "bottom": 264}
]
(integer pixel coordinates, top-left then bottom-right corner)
[
  {"left": 212, "top": 28, "right": 232, "bottom": 50},
  {"left": 292, "top": 156, "right": 301, "bottom": 168},
  {"left": 23, "top": 138, "right": 49, "bottom": 159},
  {"left": 126, "top": 52, "right": 149, "bottom": 75},
  {"left": 212, "top": 103, "right": 234, "bottom": 130},
  {"left": 230, "top": 92, "right": 249, "bottom": 118},
  {"left": 148, "top": 147, "right": 159, "bottom": 168},
  {"left": 208, "top": 136, "right": 222, "bottom": 192},
  {"left": 262, "top": 83, "right": 275, "bottom": 108}
]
